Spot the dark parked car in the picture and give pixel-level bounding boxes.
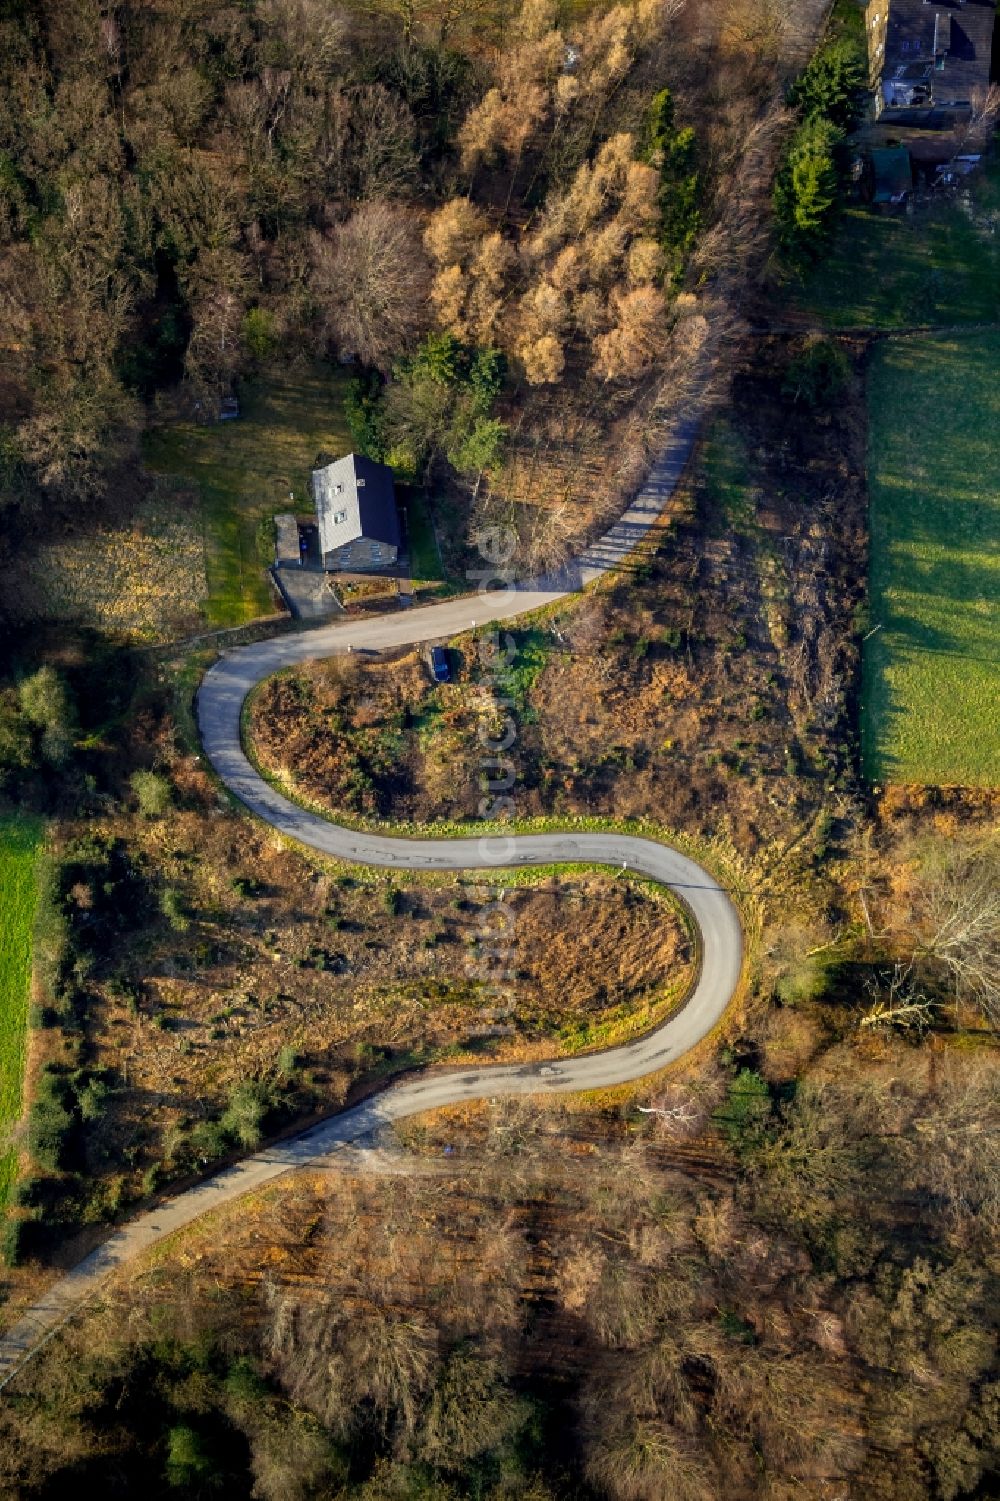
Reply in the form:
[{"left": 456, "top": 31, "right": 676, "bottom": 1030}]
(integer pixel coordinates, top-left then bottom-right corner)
[{"left": 429, "top": 646, "right": 450, "bottom": 683}]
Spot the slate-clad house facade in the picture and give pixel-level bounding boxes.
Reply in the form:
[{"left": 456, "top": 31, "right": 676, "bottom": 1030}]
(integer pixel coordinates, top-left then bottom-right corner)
[{"left": 312, "top": 453, "right": 401, "bottom": 572}]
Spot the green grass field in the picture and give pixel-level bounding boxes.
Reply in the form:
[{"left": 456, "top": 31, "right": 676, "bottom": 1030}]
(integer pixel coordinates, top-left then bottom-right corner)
[
  {"left": 407, "top": 491, "right": 444, "bottom": 581},
  {"left": 0, "top": 812, "right": 43, "bottom": 1211},
  {"left": 794, "top": 158, "right": 1000, "bottom": 330},
  {"left": 863, "top": 333, "right": 1000, "bottom": 785},
  {"left": 145, "top": 365, "right": 353, "bottom": 627}
]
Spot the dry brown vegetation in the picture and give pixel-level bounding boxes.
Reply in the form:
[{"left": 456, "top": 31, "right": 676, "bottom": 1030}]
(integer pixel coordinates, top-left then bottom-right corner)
[
  {"left": 5, "top": 763, "right": 691, "bottom": 1257},
  {"left": 91, "top": 809, "right": 690, "bottom": 1086},
  {"left": 5, "top": 493, "right": 207, "bottom": 641},
  {"left": 1, "top": 1002, "right": 996, "bottom": 1500},
  {"left": 466, "top": 0, "right": 836, "bottom": 561}
]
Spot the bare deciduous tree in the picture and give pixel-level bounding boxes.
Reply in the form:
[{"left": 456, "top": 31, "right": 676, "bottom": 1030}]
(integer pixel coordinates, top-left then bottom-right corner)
[
  {"left": 185, "top": 279, "right": 247, "bottom": 398},
  {"left": 424, "top": 201, "right": 516, "bottom": 342},
  {"left": 457, "top": 0, "right": 564, "bottom": 178},
  {"left": 860, "top": 962, "right": 937, "bottom": 1033},
  {"left": 918, "top": 844, "right": 1000, "bottom": 1027},
  {"left": 585, "top": 1414, "right": 718, "bottom": 1501},
  {"left": 321, "top": 85, "right": 419, "bottom": 201},
  {"left": 266, "top": 1287, "right": 438, "bottom": 1437},
  {"left": 591, "top": 284, "right": 668, "bottom": 380},
  {"left": 311, "top": 202, "right": 430, "bottom": 369},
  {"left": 519, "top": 331, "right": 565, "bottom": 385},
  {"left": 258, "top": 0, "right": 348, "bottom": 86},
  {"left": 424, "top": 198, "right": 490, "bottom": 267}
]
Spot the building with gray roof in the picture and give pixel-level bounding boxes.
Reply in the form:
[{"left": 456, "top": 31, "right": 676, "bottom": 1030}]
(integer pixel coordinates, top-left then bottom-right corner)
[
  {"left": 866, "top": 0, "right": 996, "bottom": 127},
  {"left": 311, "top": 453, "right": 400, "bottom": 571}
]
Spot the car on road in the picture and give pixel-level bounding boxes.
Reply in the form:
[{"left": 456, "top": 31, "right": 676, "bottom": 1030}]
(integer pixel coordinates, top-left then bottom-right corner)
[{"left": 429, "top": 645, "right": 450, "bottom": 683}]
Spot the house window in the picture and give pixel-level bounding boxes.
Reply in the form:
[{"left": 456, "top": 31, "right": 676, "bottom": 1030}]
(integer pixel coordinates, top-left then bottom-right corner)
[
  {"left": 372, "top": 545, "right": 383, "bottom": 559},
  {"left": 333, "top": 509, "right": 347, "bottom": 524}
]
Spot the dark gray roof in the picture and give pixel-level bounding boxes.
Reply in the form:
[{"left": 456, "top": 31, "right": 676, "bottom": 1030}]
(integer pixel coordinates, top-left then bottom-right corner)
[
  {"left": 312, "top": 453, "right": 400, "bottom": 555},
  {"left": 870, "top": 146, "right": 914, "bottom": 200},
  {"left": 877, "top": 0, "right": 995, "bottom": 104}
]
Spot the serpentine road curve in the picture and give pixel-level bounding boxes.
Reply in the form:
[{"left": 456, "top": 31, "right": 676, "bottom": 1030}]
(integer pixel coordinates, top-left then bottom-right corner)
[{"left": 0, "top": 407, "right": 745, "bottom": 1390}]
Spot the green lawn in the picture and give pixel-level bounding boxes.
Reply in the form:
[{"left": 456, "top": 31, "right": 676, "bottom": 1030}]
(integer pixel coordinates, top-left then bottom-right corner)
[
  {"left": 793, "top": 158, "right": 1000, "bottom": 330},
  {"left": 863, "top": 333, "right": 1000, "bottom": 785},
  {"left": 0, "top": 812, "right": 43, "bottom": 1211},
  {"left": 700, "top": 420, "right": 754, "bottom": 533},
  {"left": 145, "top": 365, "right": 353, "bottom": 627},
  {"left": 407, "top": 490, "right": 444, "bottom": 581}
]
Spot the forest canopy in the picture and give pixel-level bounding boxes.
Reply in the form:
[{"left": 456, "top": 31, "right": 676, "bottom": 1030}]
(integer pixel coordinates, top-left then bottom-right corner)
[{"left": 0, "top": 0, "right": 705, "bottom": 536}]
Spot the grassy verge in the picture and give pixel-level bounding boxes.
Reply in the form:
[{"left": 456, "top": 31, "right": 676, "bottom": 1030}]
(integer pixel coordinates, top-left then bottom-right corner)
[
  {"left": 0, "top": 812, "right": 43, "bottom": 1212},
  {"left": 699, "top": 419, "right": 789, "bottom": 646},
  {"left": 863, "top": 332, "right": 1000, "bottom": 785},
  {"left": 553, "top": 967, "right": 693, "bottom": 1056},
  {"left": 407, "top": 491, "right": 444, "bottom": 581},
  {"left": 144, "top": 365, "right": 353, "bottom": 628},
  {"left": 792, "top": 156, "right": 1000, "bottom": 330},
  {"left": 701, "top": 421, "right": 755, "bottom": 533}
]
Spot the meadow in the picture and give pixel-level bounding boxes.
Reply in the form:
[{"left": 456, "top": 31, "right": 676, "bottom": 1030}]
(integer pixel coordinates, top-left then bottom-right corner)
[
  {"left": 406, "top": 490, "right": 445, "bottom": 582},
  {"left": 145, "top": 365, "right": 354, "bottom": 627},
  {"left": 794, "top": 158, "right": 1000, "bottom": 330},
  {"left": 863, "top": 332, "right": 1000, "bottom": 785},
  {"left": 0, "top": 813, "right": 42, "bottom": 1212}
]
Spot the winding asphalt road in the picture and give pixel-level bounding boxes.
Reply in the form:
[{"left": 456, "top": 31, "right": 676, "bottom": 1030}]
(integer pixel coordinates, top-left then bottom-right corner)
[{"left": 0, "top": 405, "right": 745, "bottom": 1391}]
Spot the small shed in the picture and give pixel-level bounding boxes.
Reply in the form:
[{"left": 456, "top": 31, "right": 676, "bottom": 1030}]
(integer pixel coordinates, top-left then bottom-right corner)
[
  {"left": 220, "top": 394, "right": 240, "bottom": 421},
  {"left": 312, "top": 453, "right": 400, "bottom": 572},
  {"left": 866, "top": 147, "right": 913, "bottom": 204}
]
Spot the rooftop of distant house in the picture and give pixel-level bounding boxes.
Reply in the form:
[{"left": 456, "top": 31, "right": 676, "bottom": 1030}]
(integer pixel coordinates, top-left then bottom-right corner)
[{"left": 867, "top": 0, "right": 997, "bottom": 120}]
